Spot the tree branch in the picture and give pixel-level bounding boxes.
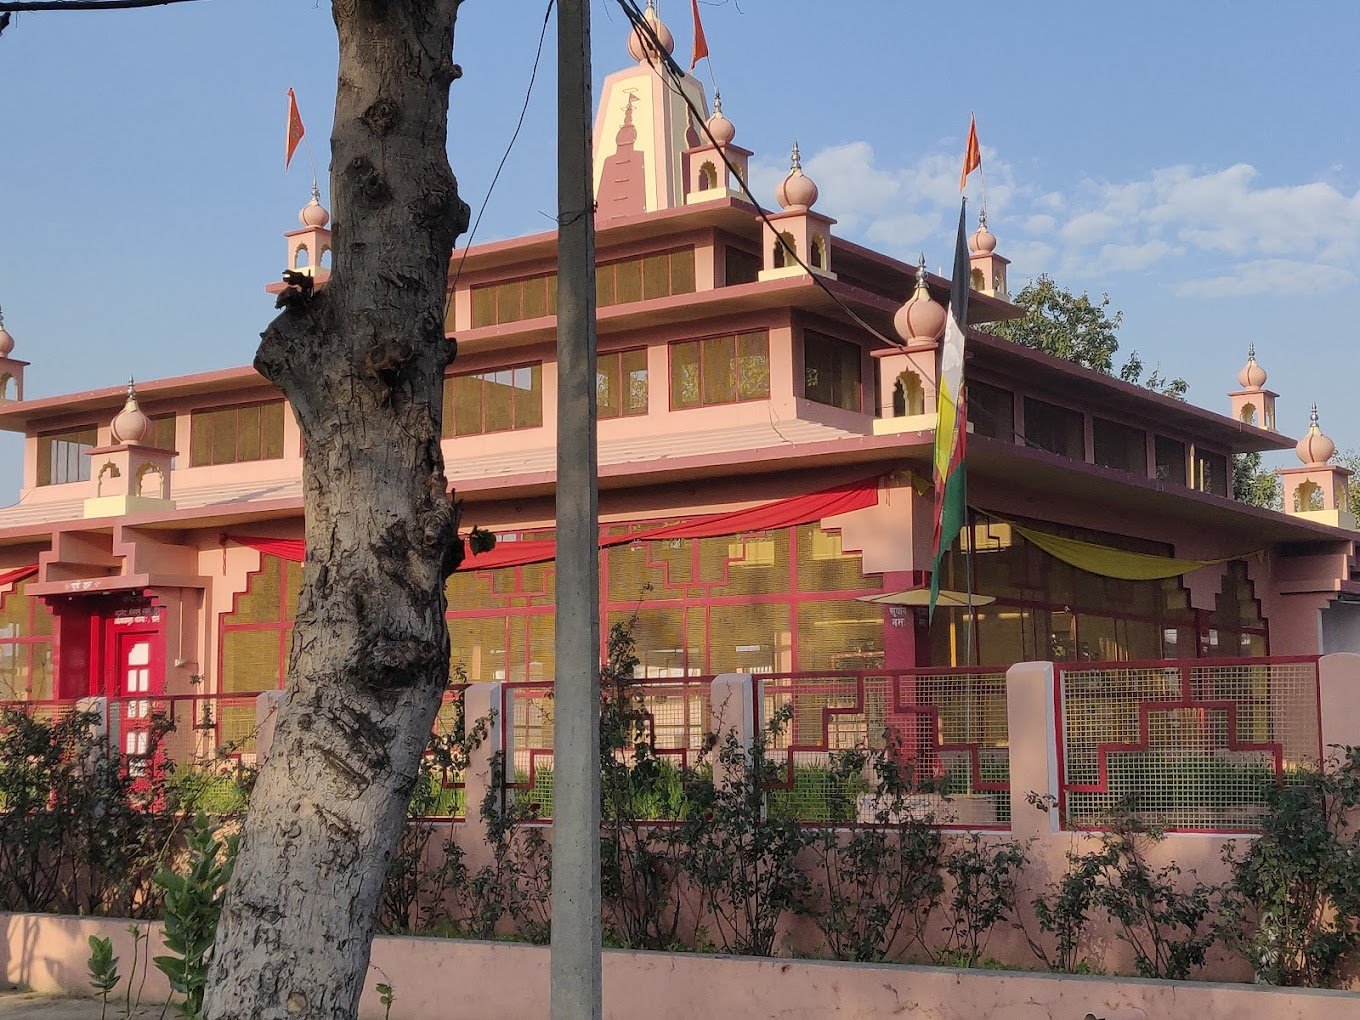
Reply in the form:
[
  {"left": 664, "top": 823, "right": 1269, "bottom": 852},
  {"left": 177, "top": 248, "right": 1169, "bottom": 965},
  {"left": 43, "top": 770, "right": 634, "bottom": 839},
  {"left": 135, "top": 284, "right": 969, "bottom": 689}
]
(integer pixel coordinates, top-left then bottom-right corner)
[{"left": 0, "top": 0, "right": 204, "bottom": 11}]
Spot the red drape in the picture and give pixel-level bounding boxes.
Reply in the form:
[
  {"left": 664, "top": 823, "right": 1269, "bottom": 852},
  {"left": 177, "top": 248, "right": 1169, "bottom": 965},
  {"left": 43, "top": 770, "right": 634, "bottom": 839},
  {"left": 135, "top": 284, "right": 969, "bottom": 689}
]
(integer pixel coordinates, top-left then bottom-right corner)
[
  {"left": 231, "top": 476, "right": 880, "bottom": 572},
  {"left": 0, "top": 564, "right": 39, "bottom": 589}
]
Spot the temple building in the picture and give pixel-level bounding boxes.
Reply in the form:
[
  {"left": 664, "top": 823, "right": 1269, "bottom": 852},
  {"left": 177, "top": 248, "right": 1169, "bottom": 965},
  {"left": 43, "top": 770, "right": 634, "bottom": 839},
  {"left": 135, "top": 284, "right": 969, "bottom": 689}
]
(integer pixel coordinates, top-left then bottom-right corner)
[{"left": 0, "top": 5, "right": 1356, "bottom": 748}]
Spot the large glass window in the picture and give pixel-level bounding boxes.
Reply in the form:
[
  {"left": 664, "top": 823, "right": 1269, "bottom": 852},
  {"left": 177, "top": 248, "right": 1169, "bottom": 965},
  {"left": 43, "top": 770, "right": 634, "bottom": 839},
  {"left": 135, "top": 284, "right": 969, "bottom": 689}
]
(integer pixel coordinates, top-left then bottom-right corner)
[
  {"left": 443, "top": 363, "right": 543, "bottom": 437},
  {"left": 1023, "top": 398, "right": 1084, "bottom": 460},
  {"left": 670, "top": 331, "right": 770, "bottom": 409},
  {"left": 930, "top": 518, "right": 1199, "bottom": 667},
  {"left": 469, "top": 249, "right": 698, "bottom": 329},
  {"left": 219, "top": 556, "right": 301, "bottom": 695},
  {"left": 1155, "top": 436, "right": 1187, "bottom": 484},
  {"left": 1094, "top": 417, "right": 1147, "bottom": 475},
  {"left": 471, "top": 273, "right": 557, "bottom": 328},
  {"left": 597, "top": 249, "right": 695, "bottom": 306},
  {"left": 189, "top": 402, "right": 286, "bottom": 467},
  {"left": 37, "top": 426, "right": 97, "bottom": 486},
  {"left": 597, "top": 349, "right": 649, "bottom": 420},
  {"left": 969, "top": 381, "right": 1014, "bottom": 440},
  {"left": 0, "top": 581, "right": 54, "bottom": 700},
  {"left": 445, "top": 521, "right": 882, "bottom": 682},
  {"left": 1195, "top": 449, "right": 1229, "bottom": 497},
  {"left": 724, "top": 246, "right": 761, "bottom": 287},
  {"left": 803, "top": 331, "right": 861, "bottom": 412}
]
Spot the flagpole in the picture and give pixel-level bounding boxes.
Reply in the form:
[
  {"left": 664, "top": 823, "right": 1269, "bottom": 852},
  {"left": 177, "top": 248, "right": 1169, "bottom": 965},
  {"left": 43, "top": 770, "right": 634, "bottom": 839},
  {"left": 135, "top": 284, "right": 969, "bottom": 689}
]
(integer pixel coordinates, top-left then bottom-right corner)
[{"left": 974, "top": 112, "right": 988, "bottom": 222}]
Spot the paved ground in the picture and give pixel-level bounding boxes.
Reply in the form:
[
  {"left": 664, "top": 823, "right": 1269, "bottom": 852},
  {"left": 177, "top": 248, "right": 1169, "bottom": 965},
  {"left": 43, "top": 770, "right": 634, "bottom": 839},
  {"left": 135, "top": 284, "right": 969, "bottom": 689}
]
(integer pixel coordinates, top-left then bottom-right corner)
[{"left": 0, "top": 989, "right": 164, "bottom": 1018}]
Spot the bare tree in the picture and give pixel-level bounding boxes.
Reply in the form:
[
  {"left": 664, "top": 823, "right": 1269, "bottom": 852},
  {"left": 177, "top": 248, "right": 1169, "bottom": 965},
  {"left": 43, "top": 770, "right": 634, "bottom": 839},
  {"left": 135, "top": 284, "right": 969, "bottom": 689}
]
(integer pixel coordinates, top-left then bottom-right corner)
[{"left": 3, "top": 1, "right": 474, "bottom": 1017}]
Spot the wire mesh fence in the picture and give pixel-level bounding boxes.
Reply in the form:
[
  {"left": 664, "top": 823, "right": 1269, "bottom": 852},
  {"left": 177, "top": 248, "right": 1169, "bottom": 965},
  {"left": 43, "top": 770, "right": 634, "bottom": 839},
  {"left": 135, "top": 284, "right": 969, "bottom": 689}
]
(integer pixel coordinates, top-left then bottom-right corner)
[
  {"left": 503, "top": 678, "right": 715, "bottom": 821},
  {"left": 756, "top": 670, "right": 1011, "bottom": 828},
  {"left": 1056, "top": 657, "right": 1322, "bottom": 831}
]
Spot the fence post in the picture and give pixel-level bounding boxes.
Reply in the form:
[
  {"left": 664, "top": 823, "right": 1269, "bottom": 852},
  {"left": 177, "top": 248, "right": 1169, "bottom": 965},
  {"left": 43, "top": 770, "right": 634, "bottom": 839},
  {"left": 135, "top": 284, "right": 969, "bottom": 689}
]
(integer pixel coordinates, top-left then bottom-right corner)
[
  {"left": 1005, "top": 661, "right": 1059, "bottom": 837},
  {"left": 254, "top": 690, "right": 286, "bottom": 765},
  {"left": 461, "top": 682, "right": 503, "bottom": 857},
  {"left": 710, "top": 673, "right": 754, "bottom": 785},
  {"left": 1318, "top": 652, "right": 1360, "bottom": 758}
]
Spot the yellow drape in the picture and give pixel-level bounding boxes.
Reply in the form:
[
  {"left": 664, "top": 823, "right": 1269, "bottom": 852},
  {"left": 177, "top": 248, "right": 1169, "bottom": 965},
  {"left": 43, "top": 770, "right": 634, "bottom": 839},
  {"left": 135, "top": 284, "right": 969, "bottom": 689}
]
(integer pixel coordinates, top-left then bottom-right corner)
[{"left": 1007, "top": 523, "right": 1230, "bottom": 581}]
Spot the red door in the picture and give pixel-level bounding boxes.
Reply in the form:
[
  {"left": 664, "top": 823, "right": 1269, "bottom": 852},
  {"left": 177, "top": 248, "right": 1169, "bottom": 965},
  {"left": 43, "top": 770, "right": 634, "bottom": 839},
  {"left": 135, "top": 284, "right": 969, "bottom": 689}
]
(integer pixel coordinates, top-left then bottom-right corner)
[{"left": 114, "top": 629, "right": 162, "bottom": 761}]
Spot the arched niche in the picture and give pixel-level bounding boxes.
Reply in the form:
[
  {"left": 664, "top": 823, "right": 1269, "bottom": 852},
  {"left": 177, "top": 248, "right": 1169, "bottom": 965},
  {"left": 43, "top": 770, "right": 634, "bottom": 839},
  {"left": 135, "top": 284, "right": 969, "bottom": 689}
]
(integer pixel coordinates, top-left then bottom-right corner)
[{"left": 892, "top": 370, "right": 926, "bottom": 417}]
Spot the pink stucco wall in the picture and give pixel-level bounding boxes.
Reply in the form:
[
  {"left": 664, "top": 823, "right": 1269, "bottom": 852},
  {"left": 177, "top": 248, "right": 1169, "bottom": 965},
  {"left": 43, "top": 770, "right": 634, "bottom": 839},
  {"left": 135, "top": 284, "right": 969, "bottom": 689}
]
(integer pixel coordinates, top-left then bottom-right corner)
[{"left": 2, "top": 913, "right": 1355, "bottom": 1020}]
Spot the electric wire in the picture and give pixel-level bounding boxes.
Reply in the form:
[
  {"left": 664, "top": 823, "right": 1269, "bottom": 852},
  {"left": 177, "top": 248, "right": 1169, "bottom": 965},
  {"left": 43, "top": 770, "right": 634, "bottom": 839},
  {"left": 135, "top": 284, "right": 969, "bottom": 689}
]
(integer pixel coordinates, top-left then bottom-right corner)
[
  {"left": 615, "top": 0, "right": 909, "bottom": 351},
  {"left": 445, "top": 0, "right": 556, "bottom": 324}
]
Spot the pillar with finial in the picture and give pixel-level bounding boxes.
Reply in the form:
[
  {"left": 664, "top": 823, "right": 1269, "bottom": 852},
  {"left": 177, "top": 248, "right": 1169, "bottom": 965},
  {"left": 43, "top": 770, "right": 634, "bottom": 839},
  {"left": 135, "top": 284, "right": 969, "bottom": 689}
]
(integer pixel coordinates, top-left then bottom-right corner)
[
  {"left": 1228, "top": 343, "right": 1278, "bottom": 431},
  {"left": 1275, "top": 404, "right": 1355, "bottom": 530},
  {"left": 83, "top": 380, "right": 177, "bottom": 519},
  {"left": 758, "top": 142, "right": 837, "bottom": 281},
  {"left": 0, "top": 306, "right": 30, "bottom": 403},
  {"left": 968, "top": 211, "right": 1009, "bottom": 298},
  {"left": 872, "top": 255, "right": 948, "bottom": 434},
  {"left": 282, "top": 185, "right": 332, "bottom": 283},
  {"left": 683, "top": 93, "right": 752, "bottom": 204}
]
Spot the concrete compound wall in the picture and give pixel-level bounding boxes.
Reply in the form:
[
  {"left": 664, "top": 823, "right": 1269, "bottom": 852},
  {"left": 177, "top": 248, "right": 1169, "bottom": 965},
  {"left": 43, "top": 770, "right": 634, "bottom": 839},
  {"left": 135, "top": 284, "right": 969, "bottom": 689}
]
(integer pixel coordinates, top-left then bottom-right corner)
[{"left": 1, "top": 912, "right": 1355, "bottom": 1020}]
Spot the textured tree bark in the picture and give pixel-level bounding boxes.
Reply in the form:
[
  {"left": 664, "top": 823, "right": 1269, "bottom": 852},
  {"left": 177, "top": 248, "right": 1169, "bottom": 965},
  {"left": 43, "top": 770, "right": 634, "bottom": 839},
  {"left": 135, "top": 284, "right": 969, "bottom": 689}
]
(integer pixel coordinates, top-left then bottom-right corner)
[{"left": 202, "top": 3, "right": 468, "bottom": 1018}]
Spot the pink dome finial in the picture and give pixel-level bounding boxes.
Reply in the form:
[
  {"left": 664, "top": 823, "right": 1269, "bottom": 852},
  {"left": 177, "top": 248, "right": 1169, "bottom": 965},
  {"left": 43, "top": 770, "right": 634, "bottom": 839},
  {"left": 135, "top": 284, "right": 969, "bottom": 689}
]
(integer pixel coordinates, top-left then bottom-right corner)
[
  {"left": 111, "top": 378, "right": 151, "bottom": 446},
  {"left": 706, "top": 91, "right": 735, "bottom": 146},
  {"left": 1238, "top": 342, "right": 1267, "bottom": 390},
  {"left": 0, "top": 306, "right": 13, "bottom": 358},
  {"left": 893, "top": 254, "right": 947, "bottom": 343},
  {"left": 775, "top": 141, "right": 819, "bottom": 210},
  {"left": 1295, "top": 403, "right": 1337, "bottom": 466},
  {"left": 627, "top": 0, "right": 675, "bottom": 64},
  {"left": 299, "top": 184, "right": 330, "bottom": 229},
  {"left": 970, "top": 209, "right": 997, "bottom": 254}
]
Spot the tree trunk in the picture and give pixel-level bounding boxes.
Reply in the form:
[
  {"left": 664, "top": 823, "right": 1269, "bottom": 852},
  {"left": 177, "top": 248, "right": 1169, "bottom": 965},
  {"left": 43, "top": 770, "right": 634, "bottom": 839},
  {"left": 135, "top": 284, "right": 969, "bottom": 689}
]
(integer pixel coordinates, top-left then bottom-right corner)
[{"left": 204, "top": 3, "right": 468, "bottom": 1018}]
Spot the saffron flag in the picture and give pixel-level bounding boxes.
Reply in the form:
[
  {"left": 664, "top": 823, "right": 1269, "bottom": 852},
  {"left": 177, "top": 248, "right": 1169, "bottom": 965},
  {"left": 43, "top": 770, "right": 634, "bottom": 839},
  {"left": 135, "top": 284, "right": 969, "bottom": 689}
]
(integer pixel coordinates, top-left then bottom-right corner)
[
  {"left": 929, "top": 201, "right": 972, "bottom": 620},
  {"left": 959, "top": 113, "right": 981, "bottom": 191},
  {"left": 689, "top": 0, "right": 709, "bottom": 70},
  {"left": 285, "top": 88, "right": 306, "bottom": 171}
]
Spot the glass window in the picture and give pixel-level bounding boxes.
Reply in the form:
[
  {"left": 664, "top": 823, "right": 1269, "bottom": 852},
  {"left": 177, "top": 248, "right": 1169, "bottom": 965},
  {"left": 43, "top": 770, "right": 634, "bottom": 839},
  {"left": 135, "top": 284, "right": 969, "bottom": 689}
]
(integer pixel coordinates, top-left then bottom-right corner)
[
  {"left": 1023, "top": 398, "right": 1084, "bottom": 460},
  {"left": 803, "top": 331, "right": 862, "bottom": 412},
  {"left": 471, "top": 274, "right": 557, "bottom": 328},
  {"left": 189, "top": 403, "right": 286, "bottom": 467},
  {"left": 669, "top": 331, "right": 769, "bottom": 409},
  {"left": 0, "top": 582, "right": 55, "bottom": 700},
  {"left": 724, "top": 246, "right": 761, "bottom": 286},
  {"left": 1155, "top": 436, "right": 1187, "bottom": 485},
  {"left": 598, "top": 349, "right": 648, "bottom": 420},
  {"left": 37, "top": 426, "right": 97, "bottom": 486},
  {"left": 1195, "top": 449, "right": 1229, "bottom": 497},
  {"left": 444, "top": 363, "right": 543, "bottom": 437},
  {"left": 1093, "top": 417, "right": 1147, "bottom": 475},
  {"left": 969, "top": 382, "right": 1014, "bottom": 440}
]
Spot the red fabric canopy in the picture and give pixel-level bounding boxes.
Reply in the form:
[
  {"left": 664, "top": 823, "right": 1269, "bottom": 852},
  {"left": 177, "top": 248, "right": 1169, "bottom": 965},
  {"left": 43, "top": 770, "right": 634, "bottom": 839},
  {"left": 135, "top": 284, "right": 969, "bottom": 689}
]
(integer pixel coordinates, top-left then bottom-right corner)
[
  {"left": 231, "top": 536, "right": 305, "bottom": 563},
  {"left": 232, "top": 476, "right": 880, "bottom": 573},
  {"left": 0, "top": 564, "right": 39, "bottom": 589}
]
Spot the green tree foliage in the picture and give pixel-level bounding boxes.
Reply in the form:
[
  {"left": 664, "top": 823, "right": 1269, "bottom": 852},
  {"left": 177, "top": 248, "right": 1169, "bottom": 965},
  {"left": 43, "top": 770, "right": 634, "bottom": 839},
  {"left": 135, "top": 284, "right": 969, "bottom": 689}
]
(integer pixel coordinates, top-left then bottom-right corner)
[
  {"left": 1233, "top": 451, "right": 1282, "bottom": 509},
  {"left": 1338, "top": 448, "right": 1360, "bottom": 511},
  {"left": 982, "top": 274, "right": 1188, "bottom": 399}
]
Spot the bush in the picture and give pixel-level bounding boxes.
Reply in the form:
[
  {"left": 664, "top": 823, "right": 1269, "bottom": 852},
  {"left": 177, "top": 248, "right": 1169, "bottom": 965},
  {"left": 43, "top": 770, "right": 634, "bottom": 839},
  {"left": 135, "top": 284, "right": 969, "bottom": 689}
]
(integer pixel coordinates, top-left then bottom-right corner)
[
  {"left": 803, "top": 742, "right": 946, "bottom": 962},
  {"left": 1223, "top": 746, "right": 1360, "bottom": 986}
]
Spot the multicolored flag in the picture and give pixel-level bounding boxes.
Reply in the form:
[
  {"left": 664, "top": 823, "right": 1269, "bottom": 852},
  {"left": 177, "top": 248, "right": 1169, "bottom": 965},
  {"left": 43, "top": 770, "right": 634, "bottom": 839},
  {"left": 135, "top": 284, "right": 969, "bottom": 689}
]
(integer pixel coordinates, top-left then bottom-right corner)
[
  {"left": 689, "top": 0, "right": 710, "bottom": 71},
  {"left": 959, "top": 113, "right": 981, "bottom": 191},
  {"left": 285, "top": 88, "right": 306, "bottom": 171},
  {"left": 929, "top": 200, "right": 972, "bottom": 620}
]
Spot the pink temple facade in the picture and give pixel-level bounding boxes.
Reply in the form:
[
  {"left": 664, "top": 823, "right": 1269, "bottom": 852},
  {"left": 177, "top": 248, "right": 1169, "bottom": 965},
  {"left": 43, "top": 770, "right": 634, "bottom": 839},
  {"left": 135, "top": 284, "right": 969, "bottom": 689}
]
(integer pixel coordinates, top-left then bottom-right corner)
[{"left": 0, "top": 13, "right": 1354, "bottom": 747}]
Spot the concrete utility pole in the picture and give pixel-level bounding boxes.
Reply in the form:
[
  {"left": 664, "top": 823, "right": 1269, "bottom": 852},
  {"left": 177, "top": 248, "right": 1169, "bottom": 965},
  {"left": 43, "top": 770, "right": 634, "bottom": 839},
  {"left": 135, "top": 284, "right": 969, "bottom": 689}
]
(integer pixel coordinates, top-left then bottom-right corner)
[{"left": 551, "top": 0, "right": 602, "bottom": 1017}]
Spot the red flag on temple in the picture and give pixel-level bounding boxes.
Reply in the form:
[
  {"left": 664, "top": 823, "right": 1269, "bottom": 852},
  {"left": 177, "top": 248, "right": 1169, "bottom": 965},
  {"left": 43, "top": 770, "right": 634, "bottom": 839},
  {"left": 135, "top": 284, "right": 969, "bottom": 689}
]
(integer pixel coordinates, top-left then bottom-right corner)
[
  {"left": 689, "top": 0, "right": 710, "bottom": 71},
  {"left": 285, "top": 88, "right": 306, "bottom": 171},
  {"left": 959, "top": 112, "right": 981, "bottom": 191}
]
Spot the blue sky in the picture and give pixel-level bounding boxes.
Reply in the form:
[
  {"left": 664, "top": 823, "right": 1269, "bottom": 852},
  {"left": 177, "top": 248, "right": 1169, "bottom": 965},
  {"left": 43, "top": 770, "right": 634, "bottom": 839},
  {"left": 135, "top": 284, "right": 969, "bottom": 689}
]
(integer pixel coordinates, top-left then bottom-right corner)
[{"left": 0, "top": 0, "right": 1356, "bottom": 504}]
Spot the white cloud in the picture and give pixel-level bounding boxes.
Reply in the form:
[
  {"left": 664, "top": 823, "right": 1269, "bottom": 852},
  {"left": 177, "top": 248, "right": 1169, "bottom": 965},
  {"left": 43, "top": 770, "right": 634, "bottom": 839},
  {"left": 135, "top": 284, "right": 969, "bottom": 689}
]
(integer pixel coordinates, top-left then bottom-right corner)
[
  {"left": 1175, "top": 259, "right": 1356, "bottom": 297},
  {"left": 765, "top": 139, "right": 1360, "bottom": 301}
]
